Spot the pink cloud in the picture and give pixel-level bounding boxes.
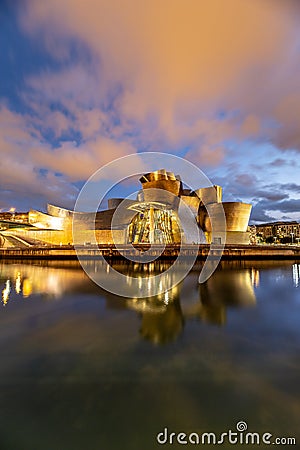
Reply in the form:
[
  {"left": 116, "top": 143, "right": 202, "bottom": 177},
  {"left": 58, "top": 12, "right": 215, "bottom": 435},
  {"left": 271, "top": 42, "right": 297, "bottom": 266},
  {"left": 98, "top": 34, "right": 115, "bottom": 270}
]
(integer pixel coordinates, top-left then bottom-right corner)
[
  {"left": 30, "top": 137, "right": 136, "bottom": 181},
  {"left": 13, "top": 0, "right": 300, "bottom": 167},
  {"left": 21, "top": 0, "right": 299, "bottom": 126},
  {"left": 0, "top": 104, "right": 135, "bottom": 208}
]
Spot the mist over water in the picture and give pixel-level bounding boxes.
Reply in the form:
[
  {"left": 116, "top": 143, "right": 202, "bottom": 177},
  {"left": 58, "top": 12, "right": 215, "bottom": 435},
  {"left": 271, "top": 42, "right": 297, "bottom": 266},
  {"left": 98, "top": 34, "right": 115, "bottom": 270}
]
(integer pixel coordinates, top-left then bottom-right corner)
[{"left": 0, "top": 260, "right": 299, "bottom": 449}]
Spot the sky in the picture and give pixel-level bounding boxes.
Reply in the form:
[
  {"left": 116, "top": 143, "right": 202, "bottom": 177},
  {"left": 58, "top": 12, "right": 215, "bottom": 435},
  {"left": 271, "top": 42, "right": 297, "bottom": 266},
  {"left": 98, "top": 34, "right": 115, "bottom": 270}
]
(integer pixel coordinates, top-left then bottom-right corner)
[{"left": 0, "top": 0, "right": 300, "bottom": 223}]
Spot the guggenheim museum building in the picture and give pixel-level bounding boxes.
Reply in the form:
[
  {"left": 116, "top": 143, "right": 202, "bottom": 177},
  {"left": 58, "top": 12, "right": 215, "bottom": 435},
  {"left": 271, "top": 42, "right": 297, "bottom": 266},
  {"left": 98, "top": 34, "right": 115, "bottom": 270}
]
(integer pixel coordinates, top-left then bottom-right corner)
[{"left": 13, "top": 170, "right": 252, "bottom": 246}]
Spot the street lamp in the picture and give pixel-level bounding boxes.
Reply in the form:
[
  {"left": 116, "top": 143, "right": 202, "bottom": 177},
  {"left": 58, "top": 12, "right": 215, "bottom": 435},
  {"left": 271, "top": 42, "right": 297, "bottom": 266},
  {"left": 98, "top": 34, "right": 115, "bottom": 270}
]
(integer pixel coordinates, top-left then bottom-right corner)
[{"left": 291, "top": 232, "right": 295, "bottom": 245}]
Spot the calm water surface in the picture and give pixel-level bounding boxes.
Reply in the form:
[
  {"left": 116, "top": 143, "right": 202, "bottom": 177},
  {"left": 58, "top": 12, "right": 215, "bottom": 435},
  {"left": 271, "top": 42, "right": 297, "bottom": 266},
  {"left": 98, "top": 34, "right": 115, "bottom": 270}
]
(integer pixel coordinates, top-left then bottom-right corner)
[{"left": 0, "top": 260, "right": 299, "bottom": 449}]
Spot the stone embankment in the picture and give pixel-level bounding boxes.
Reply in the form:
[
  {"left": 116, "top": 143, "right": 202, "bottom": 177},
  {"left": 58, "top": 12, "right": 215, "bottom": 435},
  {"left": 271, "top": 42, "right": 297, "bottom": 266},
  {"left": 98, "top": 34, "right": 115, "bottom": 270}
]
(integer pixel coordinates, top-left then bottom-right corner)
[{"left": 0, "top": 244, "right": 300, "bottom": 260}]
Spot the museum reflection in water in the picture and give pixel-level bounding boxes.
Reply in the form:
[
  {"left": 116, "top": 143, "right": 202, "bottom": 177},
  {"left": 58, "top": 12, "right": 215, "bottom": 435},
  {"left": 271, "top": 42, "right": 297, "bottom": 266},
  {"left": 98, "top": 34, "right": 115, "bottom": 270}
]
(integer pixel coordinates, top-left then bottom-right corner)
[{"left": 0, "top": 261, "right": 298, "bottom": 344}]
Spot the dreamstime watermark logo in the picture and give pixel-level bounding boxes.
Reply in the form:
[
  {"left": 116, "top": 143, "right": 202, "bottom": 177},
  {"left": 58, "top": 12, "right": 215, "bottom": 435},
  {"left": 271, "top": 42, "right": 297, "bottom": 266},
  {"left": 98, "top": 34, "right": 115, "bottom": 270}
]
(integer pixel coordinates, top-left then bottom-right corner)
[
  {"left": 73, "top": 152, "right": 226, "bottom": 298},
  {"left": 156, "top": 421, "right": 297, "bottom": 446}
]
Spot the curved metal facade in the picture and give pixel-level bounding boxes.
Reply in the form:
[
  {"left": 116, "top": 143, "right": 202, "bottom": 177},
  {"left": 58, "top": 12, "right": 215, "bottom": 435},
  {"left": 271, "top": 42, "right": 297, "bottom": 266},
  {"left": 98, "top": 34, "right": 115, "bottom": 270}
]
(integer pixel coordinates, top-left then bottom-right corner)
[
  {"left": 28, "top": 210, "right": 65, "bottom": 230},
  {"left": 199, "top": 202, "right": 252, "bottom": 233},
  {"left": 24, "top": 170, "right": 252, "bottom": 245}
]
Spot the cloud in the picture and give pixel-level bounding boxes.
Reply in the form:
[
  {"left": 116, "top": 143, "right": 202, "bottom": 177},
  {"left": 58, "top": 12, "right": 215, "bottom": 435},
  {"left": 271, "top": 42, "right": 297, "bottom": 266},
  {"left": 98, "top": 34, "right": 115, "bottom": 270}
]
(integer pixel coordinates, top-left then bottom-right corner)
[
  {"left": 1, "top": 0, "right": 300, "bottom": 216},
  {"left": 19, "top": 0, "right": 300, "bottom": 148},
  {"left": 250, "top": 208, "right": 277, "bottom": 224},
  {"left": 270, "top": 158, "right": 291, "bottom": 167},
  {"left": 251, "top": 198, "right": 300, "bottom": 223},
  {"left": 274, "top": 93, "right": 300, "bottom": 150},
  {"left": 0, "top": 102, "right": 137, "bottom": 192},
  {"left": 234, "top": 174, "right": 257, "bottom": 187},
  {"left": 0, "top": 96, "right": 143, "bottom": 211},
  {"left": 30, "top": 137, "right": 136, "bottom": 181},
  {"left": 253, "top": 192, "right": 288, "bottom": 202},
  {"left": 264, "top": 183, "right": 300, "bottom": 195}
]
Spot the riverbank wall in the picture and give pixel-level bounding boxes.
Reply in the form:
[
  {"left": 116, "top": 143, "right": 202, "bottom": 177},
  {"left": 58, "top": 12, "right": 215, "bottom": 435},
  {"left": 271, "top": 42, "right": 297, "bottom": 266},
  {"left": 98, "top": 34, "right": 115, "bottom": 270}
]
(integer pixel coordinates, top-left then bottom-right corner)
[{"left": 1, "top": 244, "right": 300, "bottom": 260}]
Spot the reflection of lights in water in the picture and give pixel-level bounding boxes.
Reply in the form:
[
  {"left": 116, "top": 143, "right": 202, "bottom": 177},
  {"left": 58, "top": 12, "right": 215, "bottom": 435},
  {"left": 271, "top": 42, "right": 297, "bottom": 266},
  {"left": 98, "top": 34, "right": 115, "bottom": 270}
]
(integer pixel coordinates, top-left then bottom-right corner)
[
  {"left": 127, "top": 297, "right": 166, "bottom": 313},
  {"left": 126, "top": 274, "right": 132, "bottom": 286},
  {"left": 250, "top": 268, "right": 260, "bottom": 287},
  {"left": 22, "top": 279, "right": 32, "bottom": 298},
  {"left": 46, "top": 274, "right": 62, "bottom": 296},
  {"left": 2, "top": 280, "right": 10, "bottom": 306},
  {"left": 164, "top": 290, "right": 169, "bottom": 305},
  {"left": 15, "top": 272, "right": 21, "bottom": 294},
  {"left": 0, "top": 264, "right": 88, "bottom": 300},
  {"left": 200, "top": 270, "right": 256, "bottom": 308},
  {"left": 292, "top": 264, "right": 300, "bottom": 287}
]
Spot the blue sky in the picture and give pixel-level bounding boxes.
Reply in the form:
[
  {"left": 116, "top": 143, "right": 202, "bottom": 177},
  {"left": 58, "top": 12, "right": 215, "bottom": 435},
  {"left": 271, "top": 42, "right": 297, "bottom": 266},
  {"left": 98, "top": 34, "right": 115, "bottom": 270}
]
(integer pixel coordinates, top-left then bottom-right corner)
[{"left": 0, "top": 0, "right": 300, "bottom": 223}]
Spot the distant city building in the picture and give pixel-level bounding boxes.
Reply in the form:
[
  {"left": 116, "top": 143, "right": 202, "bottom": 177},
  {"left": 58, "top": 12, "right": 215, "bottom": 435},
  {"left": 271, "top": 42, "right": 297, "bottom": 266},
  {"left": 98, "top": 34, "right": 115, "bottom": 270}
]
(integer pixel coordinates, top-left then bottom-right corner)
[
  {"left": 248, "top": 225, "right": 257, "bottom": 245},
  {"left": 256, "top": 221, "right": 300, "bottom": 243},
  {"left": 0, "top": 212, "right": 29, "bottom": 222},
  {"left": 2, "top": 170, "right": 253, "bottom": 245},
  {"left": 0, "top": 212, "right": 29, "bottom": 230}
]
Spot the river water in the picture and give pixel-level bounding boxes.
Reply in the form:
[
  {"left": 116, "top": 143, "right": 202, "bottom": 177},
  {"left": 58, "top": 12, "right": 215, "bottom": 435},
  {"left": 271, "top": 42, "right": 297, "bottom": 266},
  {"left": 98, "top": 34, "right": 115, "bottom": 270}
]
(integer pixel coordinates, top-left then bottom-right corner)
[{"left": 0, "top": 260, "right": 299, "bottom": 449}]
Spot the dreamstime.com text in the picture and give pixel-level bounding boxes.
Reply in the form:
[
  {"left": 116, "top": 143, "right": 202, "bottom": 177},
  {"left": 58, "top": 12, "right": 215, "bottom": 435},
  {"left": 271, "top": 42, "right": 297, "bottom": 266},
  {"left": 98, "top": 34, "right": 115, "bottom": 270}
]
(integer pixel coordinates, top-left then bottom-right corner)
[{"left": 156, "top": 422, "right": 296, "bottom": 446}]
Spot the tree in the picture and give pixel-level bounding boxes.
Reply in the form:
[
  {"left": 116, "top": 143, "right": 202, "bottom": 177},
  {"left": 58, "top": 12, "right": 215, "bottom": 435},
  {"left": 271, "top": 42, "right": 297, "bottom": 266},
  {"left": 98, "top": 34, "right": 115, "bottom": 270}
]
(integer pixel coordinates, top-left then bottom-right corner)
[
  {"left": 266, "top": 236, "right": 275, "bottom": 244},
  {"left": 280, "top": 236, "right": 292, "bottom": 244}
]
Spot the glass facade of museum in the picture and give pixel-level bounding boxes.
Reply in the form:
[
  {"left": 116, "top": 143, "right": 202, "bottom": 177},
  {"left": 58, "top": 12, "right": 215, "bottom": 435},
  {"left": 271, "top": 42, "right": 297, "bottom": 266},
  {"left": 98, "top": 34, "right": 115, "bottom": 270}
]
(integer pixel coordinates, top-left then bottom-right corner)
[{"left": 127, "top": 205, "right": 181, "bottom": 244}]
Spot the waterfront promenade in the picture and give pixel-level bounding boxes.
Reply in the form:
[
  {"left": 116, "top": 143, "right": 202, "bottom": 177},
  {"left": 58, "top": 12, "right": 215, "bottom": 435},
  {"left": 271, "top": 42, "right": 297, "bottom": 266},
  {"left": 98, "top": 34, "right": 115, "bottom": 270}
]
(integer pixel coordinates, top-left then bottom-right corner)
[{"left": 1, "top": 244, "right": 300, "bottom": 260}]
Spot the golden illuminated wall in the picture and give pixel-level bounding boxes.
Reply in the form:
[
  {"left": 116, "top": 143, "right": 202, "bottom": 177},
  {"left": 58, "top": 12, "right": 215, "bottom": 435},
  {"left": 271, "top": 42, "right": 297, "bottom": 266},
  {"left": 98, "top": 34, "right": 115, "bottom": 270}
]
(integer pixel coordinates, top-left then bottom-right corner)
[
  {"left": 47, "top": 204, "right": 74, "bottom": 218},
  {"left": 180, "top": 195, "right": 201, "bottom": 216},
  {"left": 140, "top": 170, "right": 182, "bottom": 203},
  {"left": 5, "top": 228, "right": 126, "bottom": 245},
  {"left": 195, "top": 185, "right": 222, "bottom": 205},
  {"left": 228, "top": 231, "right": 251, "bottom": 244},
  {"left": 6, "top": 228, "right": 72, "bottom": 245},
  {"left": 47, "top": 203, "right": 135, "bottom": 230},
  {"left": 199, "top": 202, "right": 252, "bottom": 233},
  {"left": 142, "top": 179, "right": 181, "bottom": 197},
  {"left": 28, "top": 210, "right": 65, "bottom": 230},
  {"left": 198, "top": 202, "right": 252, "bottom": 244}
]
